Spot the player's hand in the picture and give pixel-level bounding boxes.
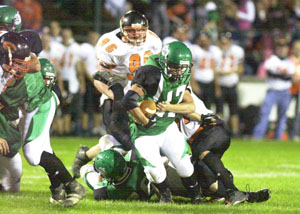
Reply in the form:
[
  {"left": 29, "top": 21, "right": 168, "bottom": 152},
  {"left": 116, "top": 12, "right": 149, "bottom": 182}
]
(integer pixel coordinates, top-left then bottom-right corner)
[
  {"left": 144, "top": 114, "right": 157, "bottom": 128},
  {"left": 201, "top": 113, "right": 220, "bottom": 127},
  {"left": 157, "top": 101, "right": 170, "bottom": 112},
  {"left": 0, "top": 138, "right": 9, "bottom": 155}
]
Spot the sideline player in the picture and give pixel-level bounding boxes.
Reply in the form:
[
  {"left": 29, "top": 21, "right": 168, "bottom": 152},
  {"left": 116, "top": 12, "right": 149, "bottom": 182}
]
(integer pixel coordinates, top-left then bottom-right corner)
[
  {"left": 72, "top": 10, "right": 162, "bottom": 178},
  {"left": 121, "top": 41, "right": 202, "bottom": 203}
]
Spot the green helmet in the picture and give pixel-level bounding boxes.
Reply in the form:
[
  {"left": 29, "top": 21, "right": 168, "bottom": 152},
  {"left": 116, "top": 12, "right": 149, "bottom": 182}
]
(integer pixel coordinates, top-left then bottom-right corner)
[
  {"left": 93, "top": 149, "right": 128, "bottom": 182},
  {"left": 0, "top": 6, "right": 22, "bottom": 32},
  {"left": 39, "top": 58, "right": 56, "bottom": 89},
  {"left": 159, "top": 41, "right": 192, "bottom": 82}
]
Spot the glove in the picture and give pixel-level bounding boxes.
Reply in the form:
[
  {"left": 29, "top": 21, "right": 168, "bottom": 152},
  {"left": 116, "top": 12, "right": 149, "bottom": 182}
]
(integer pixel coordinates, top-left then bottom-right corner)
[
  {"left": 144, "top": 114, "right": 157, "bottom": 129},
  {"left": 201, "top": 113, "right": 221, "bottom": 127}
]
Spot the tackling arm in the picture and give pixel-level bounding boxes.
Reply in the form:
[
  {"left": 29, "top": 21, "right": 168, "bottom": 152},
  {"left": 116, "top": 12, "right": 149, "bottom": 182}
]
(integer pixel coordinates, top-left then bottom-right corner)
[{"left": 156, "top": 89, "right": 195, "bottom": 114}]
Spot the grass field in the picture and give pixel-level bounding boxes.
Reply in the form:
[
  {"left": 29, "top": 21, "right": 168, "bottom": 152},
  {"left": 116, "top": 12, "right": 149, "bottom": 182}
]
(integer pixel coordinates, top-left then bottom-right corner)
[{"left": 1, "top": 138, "right": 300, "bottom": 214}]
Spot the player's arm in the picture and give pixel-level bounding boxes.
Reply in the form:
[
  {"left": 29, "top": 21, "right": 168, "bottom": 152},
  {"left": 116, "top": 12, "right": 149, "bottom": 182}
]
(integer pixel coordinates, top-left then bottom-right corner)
[
  {"left": 93, "top": 78, "right": 114, "bottom": 99},
  {"left": 156, "top": 89, "right": 195, "bottom": 114},
  {"left": 122, "top": 65, "right": 160, "bottom": 126},
  {"left": 122, "top": 84, "right": 149, "bottom": 126}
]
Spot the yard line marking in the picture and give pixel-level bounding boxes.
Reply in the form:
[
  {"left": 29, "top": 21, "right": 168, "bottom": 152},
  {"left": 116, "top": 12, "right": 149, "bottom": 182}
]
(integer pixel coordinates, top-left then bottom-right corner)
[
  {"left": 279, "top": 164, "right": 300, "bottom": 169},
  {"left": 233, "top": 172, "right": 300, "bottom": 178}
]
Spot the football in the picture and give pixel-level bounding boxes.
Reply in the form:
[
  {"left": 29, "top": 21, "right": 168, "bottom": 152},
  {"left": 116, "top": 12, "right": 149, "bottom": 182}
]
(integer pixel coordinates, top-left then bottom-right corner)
[{"left": 139, "top": 100, "right": 157, "bottom": 118}]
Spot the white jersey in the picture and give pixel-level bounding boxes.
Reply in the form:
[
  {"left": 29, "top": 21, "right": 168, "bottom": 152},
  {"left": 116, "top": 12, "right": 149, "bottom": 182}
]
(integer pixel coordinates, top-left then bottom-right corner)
[
  {"left": 264, "top": 55, "right": 295, "bottom": 91},
  {"left": 96, "top": 28, "right": 162, "bottom": 81},
  {"left": 61, "top": 41, "right": 82, "bottom": 94},
  {"left": 179, "top": 92, "right": 213, "bottom": 139},
  {"left": 97, "top": 28, "right": 162, "bottom": 104},
  {"left": 217, "top": 44, "right": 244, "bottom": 87},
  {"left": 39, "top": 41, "right": 65, "bottom": 68},
  {"left": 193, "top": 45, "right": 222, "bottom": 83},
  {"left": 80, "top": 43, "right": 98, "bottom": 76}
]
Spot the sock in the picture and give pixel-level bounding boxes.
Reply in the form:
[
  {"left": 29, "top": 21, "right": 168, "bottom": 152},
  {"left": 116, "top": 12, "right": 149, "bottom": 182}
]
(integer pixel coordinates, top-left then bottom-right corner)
[
  {"left": 39, "top": 151, "right": 73, "bottom": 187},
  {"left": 202, "top": 152, "right": 238, "bottom": 191},
  {"left": 152, "top": 178, "right": 169, "bottom": 194}
]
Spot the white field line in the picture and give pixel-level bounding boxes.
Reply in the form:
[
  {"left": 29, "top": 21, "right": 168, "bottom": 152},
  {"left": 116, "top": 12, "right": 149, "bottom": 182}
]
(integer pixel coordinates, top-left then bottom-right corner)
[
  {"left": 233, "top": 171, "right": 300, "bottom": 178},
  {"left": 278, "top": 164, "right": 300, "bottom": 169}
]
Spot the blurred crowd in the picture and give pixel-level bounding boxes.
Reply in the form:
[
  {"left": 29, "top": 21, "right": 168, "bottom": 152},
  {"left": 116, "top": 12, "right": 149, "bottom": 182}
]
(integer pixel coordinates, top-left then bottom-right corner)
[{"left": 2, "top": 0, "right": 300, "bottom": 140}]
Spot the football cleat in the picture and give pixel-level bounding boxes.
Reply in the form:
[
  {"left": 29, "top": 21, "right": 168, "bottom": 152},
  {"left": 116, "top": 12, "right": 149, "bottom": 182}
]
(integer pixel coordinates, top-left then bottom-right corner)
[
  {"left": 159, "top": 188, "right": 173, "bottom": 203},
  {"left": 62, "top": 179, "right": 86, "bottom": 208},
  {"left": 191, "top": 193, "right": 205, "bottom": 204},
  {"left": 72, "top": 145, "right": 91, "bottom": 178},
  {"left": 49, "top": 183, "right": 66, "bottom": 204},
  {"left": 246, "top": 188, "right": 271, "bottom": 203},
  {"left": 225, "top": 189, "right": 248, "bottom": 206}
]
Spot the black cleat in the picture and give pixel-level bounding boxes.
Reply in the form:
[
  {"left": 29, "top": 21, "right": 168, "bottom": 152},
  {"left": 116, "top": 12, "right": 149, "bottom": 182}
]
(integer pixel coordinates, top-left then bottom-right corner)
[
  {"left": 160, "top": 188, "right": 173, "bottom": 203},
  {"left": 225, "top": 189, "right": 248, "bottom": 206},
  {"left": 191, "top": 194, "right": 205, "bottom": 204},
  {"left": 72, "top": 146, "right": 91, "bottom": 178},
  {"left": 49, "top": 183, "right": 66, "bottom": 204},
  {"left": 247, "top": 188, "right": 271, "bottom": 203},
  {"left": 62, "top": 179, "right": 86, "bottom": 208}
]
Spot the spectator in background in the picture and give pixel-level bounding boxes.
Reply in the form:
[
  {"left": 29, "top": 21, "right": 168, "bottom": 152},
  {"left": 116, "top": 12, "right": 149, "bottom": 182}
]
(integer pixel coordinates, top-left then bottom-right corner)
[
  {"left": 13, "top": 0, "right": 42, "bottom": 31},
  {"left": 78, "top": 31, "right": 102, "bottom": 137},
  {"left": 253, "top": 40, "right": 295, "bottom": 140},
  {"left": 289, "top": 41, "right": 300, "bottom": 140},
  {"left": 191, "top": 31, "right": 222, "bottom": 109},
  {"left": 152, "top": 0, "right": 170, "bottom": 38},
  {"left": 202, "top": 1, "right": 219, "bottom": 45},
  {"left": 60, "top": 28, "right": 85, "bottom": 136},
  {"left": 49, "top": 21, "right": 62, "bottom": 43},
  {"left": 166, "top": 0, "right": 191, "bottom": 27},
  {"left": 236, "top": 0, "right": 255, "bottom": 46},
  {"left": 215, "top": 32, "right": 244, "bottom": 137},
  {"left": 162, "top": 24, "right": 192, "bottom": 48}
]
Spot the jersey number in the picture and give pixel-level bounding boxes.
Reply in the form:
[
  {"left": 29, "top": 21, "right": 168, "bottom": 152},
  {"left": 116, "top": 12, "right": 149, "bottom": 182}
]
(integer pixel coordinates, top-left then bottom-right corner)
[
  {"left": 127, "top": 51, "right": 153, "bottom": 80},
  {"left": 156, "top": 85, "right": 186, "bottom": 118}
]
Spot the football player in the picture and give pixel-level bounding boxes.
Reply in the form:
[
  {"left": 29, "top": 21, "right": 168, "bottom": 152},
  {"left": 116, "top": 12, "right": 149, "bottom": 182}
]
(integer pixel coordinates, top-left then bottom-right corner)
[
  {"left": 81, "top": 149, "right": 151, "bottom": 201},
  {"left": 215, "top": 32, "right": 244, "bottom": 137},
  {"left": 0, "top": 5, "right": 21, "bottom": 33},
  {"left": 71, "top": 10, "right": 162, "bottom": 178},
  {"left": 121, "top": 41, "right": 202, "bottom": 203},
  {"left": 177, "top": 92, "right": 270, "bottom": 205},
  {"left": 191, "top": 31, "right": 222, "bottom": 109}
]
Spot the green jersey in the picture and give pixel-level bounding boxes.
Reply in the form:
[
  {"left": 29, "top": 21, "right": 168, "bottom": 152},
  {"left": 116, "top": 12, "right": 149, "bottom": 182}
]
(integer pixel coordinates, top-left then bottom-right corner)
[
  {"left": 0, "top": 71, "right": 52, "bottom": 156},
  {"left": 96, "top": 159, "right": 150, "bottom": 200},
  {"left": 131, "top": 54, "right": 191, "bottom": 137}
]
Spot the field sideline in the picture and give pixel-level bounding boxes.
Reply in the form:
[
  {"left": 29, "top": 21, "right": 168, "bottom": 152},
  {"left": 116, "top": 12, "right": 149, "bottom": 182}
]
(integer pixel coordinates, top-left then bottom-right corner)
[{"left": 0, "top": 138, "right": 300, "bottom": 214}]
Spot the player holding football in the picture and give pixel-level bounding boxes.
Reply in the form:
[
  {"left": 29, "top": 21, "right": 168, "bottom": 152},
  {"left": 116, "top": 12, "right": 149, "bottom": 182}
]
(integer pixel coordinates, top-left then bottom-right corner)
[
  {"left": 72, "top": 10, "right": 162, "bottom": 178},
  {"left": 121, "top": 41, "right": 202, "bottom": 203}
]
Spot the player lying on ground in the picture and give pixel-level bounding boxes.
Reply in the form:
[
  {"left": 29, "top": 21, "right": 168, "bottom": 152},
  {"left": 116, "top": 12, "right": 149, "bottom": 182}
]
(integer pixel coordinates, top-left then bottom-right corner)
[{"left": 80, "top": 148, "right": 270, "bottom": 204}]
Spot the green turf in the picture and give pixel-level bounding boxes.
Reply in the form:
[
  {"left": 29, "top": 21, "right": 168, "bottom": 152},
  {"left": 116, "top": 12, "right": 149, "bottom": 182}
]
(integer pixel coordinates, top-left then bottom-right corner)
[{"left": 1, "top": 138, "right": 300, "bottom": 214}]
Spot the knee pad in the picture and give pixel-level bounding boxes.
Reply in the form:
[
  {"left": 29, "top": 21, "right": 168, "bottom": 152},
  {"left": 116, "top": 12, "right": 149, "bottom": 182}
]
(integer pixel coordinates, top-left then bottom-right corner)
[
  {"left": 144, "top": 165, "right": 166, "bottom": 184},
  {"left": 98, "top": 134, "right": 121, "bottom": 151},
  {"left": 1, "top": 153, "right": 22, "bottom": 192},
  {"left": 173, "top": 155, "right": 194, "bottom": 178},
  {"left": 23, "top": 143, "right": 43, "bottom": 166}
]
